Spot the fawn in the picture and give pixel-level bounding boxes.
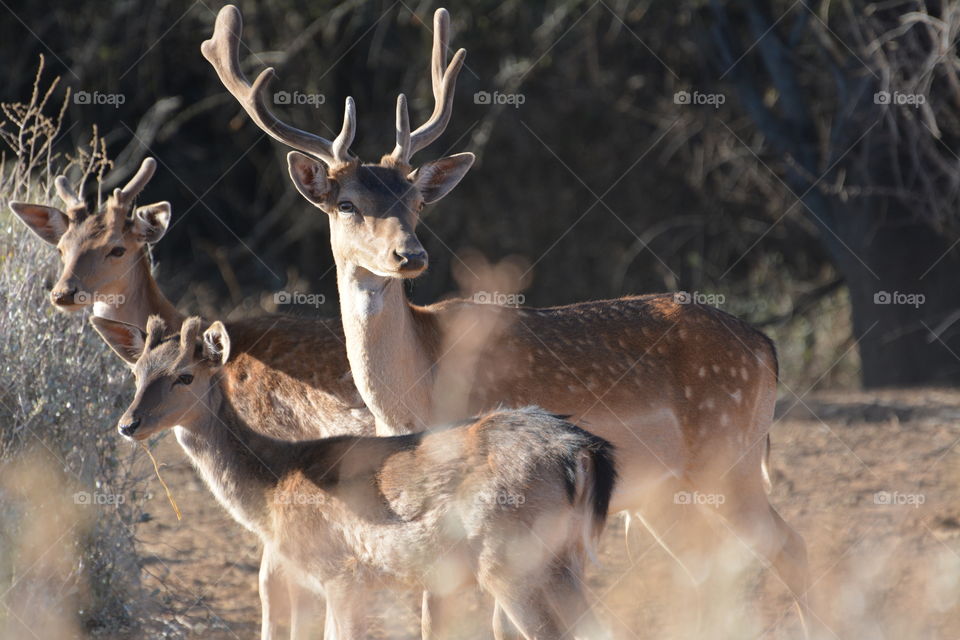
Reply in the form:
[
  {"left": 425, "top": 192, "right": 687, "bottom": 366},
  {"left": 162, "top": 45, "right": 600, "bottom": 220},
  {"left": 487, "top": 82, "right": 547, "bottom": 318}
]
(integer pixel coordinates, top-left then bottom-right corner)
[{"left": 93, "top": 315, "right": 616, "bottom": 639}]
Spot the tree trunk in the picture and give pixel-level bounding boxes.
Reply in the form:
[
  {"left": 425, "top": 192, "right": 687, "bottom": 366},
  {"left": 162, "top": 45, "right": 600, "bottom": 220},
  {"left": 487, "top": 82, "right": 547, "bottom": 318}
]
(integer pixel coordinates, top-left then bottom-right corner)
[{"left": 819, "top": 194, "right": 960, "bottom": 387}]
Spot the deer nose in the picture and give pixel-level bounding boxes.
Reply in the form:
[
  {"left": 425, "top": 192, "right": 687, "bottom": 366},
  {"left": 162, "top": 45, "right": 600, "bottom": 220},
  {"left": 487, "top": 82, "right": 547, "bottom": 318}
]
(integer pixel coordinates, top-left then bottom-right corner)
[
  {"left": 119, "top": 416, "right": 141, "bottom": 438},
  {"left": 394, "top": 249, "right": 428, "bottom": 272},
  {"left": 51, "top": 286, "right": 78, "bottom": 306}
]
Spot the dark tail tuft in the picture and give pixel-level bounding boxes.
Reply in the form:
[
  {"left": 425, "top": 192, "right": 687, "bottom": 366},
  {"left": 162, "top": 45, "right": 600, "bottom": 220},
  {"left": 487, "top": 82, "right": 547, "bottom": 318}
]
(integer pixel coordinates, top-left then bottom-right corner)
[{"left": 582, "top": 435, "right": 617, "bottom": 540}]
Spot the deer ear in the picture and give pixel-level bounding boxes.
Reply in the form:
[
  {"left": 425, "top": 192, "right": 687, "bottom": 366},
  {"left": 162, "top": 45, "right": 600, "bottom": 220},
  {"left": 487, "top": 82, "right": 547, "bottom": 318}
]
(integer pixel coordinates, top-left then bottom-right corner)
[
  {"left": 90, "top": 316, "right": 146, "bottom": 365},
  {"left": 202, "top": 321, "right": 231, "bottom": 366},
  {"left": 409, "top": 152, "right": 475, "bottom": 204},
  {"left": 9, "top": 203, "right": 69, "bottom": 245},
  {"left": 131, "top": 202, "right": 171, "bottom": 244},
  {"left": 287, "top": 152, "right": 334, "bottom": 205}
]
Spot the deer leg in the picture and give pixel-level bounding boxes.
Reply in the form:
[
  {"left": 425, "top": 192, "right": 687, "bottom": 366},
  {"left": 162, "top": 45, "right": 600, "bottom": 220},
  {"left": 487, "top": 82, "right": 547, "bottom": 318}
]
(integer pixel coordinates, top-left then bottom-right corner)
[
  {"left": 321, "top": 578, "right": 367, "bottom": 640},
  {"left": 258, "top": 550, "right": 290, "bottom": 640},
  {"left": 492, "top": 601, "right": 522, "bottom": 640},
  {"left": 421, "top": 585, "right": 478, "bottom": 639},
  {"left": 484, "top": 567, "right": 567, "bottom": 640},
  {"left": 714, "top": 475, "right": 820, "bottom": 639},
  {"left": 629, "top": 476, "right": 723, "bottom": 635},
  {"left": 288, "top": 577, "right": 319, "bottom": 640},
  {"left": 540, "top": 560, "right": 607, "bottom": 639}
]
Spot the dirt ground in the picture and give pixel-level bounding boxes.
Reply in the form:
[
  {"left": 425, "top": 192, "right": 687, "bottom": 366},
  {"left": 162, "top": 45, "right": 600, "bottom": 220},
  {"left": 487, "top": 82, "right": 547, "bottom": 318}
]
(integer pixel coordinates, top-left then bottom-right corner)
[{"left": 134, "top": 388, "right": 960, "bottom": 639}]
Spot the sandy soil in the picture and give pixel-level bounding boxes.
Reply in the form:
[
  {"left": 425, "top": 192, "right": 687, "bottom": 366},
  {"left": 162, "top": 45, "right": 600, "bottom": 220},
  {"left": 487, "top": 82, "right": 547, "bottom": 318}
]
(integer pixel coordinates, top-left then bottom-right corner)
[{"left": 133, "top": 388, "right": 960, "bottom": 639}]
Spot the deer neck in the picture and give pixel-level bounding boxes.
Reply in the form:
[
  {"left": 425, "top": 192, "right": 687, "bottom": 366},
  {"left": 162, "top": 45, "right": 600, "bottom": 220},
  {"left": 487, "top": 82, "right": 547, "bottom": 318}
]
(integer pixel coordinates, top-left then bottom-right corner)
[
  {"left": 94, "top": 249, "right": 182, "bottom": 330},
  {"left": 335, "top": 259, "right": 434, "bottom": 434},
  {"left": 173, "top": 382, "right": 289, "bottom": 535}
]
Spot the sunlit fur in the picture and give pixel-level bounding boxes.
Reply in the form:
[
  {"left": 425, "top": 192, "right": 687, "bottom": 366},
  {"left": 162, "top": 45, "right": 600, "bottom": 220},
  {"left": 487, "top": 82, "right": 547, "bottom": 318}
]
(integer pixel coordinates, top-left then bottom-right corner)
[{"left": 110, "top": 316, "right": 616, "bottom": 639}]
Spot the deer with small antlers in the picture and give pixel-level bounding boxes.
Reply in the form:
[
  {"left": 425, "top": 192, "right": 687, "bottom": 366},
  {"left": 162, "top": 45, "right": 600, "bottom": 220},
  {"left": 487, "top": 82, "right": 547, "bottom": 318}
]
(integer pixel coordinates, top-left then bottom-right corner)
[
  {"left": 204, "top": 4, "right": 819, "bottom": 635},
  {"left": 93, "top": 314, "right": 616, "bottom": 640},
  {"left": 10, "top": 161, "right": 373, "bottom": 637}
]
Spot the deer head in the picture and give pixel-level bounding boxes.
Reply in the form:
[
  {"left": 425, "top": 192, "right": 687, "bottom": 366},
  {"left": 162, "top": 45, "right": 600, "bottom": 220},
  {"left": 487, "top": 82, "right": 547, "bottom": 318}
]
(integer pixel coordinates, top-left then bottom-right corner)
[
  {"left": 91, "top": 315, "right": 229, "bottom": 441},
  {"left": 9, "top": 158, "right": 170, "bottom": 309},
  {"left": 202, "top": 5, "right": 474, "bottom": 279}
]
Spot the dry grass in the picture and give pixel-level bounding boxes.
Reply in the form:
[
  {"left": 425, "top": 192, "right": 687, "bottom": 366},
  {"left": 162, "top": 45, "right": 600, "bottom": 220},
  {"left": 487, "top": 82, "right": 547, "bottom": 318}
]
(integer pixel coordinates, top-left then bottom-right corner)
[{"left": 0, "top": 58, "right": 172, "bottom": 639}]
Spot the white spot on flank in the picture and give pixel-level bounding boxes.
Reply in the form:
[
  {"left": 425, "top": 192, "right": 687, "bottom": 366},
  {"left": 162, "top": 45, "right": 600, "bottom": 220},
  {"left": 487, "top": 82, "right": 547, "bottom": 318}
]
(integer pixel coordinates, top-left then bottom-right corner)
[
  {"left": 698, "top": 366, "right": 707, "bottom": 378},
  {"left": 730, "top": 389, "right": 743, "bottom": 405},
  {"left": 684, "top": 386, "right": 693, "bottom": 400},
  {"left": 712, "top": 364, "right": 721, "bottom": 374},
  {"left": 720, "top": 414, "right": 730, "bottom": 426},
  {"left": 741, "top": 367, "right": 749, "bottom": 381}
]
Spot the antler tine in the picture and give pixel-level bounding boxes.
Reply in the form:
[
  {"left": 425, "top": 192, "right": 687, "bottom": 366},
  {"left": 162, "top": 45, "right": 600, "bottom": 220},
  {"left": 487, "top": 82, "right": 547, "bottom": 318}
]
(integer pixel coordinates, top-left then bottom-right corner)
[
  {"left": 331, "top": 97, "right": 357, "bottom": 164},
  {"left": 201, "top": 5, "right": 355, "bottom": 166},
  {"left": 431, "top": 9, "right": 450, "bottom": 101},
  {"left": 115, "top": 157, "right": 157, "bottom": 205},
  {"left": 54, "top": 175, "right": 83, "bottom": 208},
  {"left": 391, "top": 94, "right": 411, "bottom": 162},
  {"left": 391, "top": 8, "right": 466, "bottom": 166}
]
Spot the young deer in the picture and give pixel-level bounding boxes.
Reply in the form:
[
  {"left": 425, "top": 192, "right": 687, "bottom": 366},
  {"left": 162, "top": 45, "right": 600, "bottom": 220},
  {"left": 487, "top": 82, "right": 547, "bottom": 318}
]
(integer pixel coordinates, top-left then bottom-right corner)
[
  {"left": 93, "top": 315, "right": 616, "bottom": 640},
  {"left": 11, "top": 160, "right": 371, "bottom": 637},
  {"left": 10, "top": 158, "right": 179, "bottom": 327},
  {"left": 205, "top": 4, "right": 819, "bottom": 635}
]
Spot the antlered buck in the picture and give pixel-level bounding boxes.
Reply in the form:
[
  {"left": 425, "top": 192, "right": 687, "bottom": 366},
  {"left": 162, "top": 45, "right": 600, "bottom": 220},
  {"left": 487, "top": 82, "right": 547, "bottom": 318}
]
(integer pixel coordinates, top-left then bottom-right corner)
[
  {"left": 94, "top": 315, "right": 616, "bottom": 640},
  {"left": 204, "top": 4, "right": 820, "bottom": 636}
]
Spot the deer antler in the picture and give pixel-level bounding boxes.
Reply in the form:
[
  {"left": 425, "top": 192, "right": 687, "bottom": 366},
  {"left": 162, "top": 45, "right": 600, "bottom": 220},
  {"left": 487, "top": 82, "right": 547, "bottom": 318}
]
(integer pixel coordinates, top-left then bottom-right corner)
[
  {"left": 201, "top": 4, "right": 355, "bottom": 166},
  {"left": 390, "top": 8, "right": 467, "bottom": 167},
  {"left": 54, "top": 175, "right": 83, "bottom": 209},
  {"left": 113, "top": 157, "right": 157, "bottom": 205}
]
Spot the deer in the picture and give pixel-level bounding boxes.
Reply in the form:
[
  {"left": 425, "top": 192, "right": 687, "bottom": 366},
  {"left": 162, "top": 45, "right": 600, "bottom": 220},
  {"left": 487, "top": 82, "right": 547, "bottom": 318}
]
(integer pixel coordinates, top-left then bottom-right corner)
[
  {"left": 9, "top": 158, "right": 180, "bottom": 327},
  {"left": 92, "top": 314, "right": 616, "bottom": 640},
  {"left": 10, "top": 160, "right": 372, "bottom": 637},
  {"left": 203, "top": 4, "right": 821, "bottom": 636}
]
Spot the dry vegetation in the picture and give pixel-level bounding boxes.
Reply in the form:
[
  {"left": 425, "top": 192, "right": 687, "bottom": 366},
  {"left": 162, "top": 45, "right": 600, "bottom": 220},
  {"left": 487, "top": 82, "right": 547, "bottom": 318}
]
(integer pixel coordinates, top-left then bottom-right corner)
[{"left": 0, "top": 60, "right": 176, "bottom": 639}]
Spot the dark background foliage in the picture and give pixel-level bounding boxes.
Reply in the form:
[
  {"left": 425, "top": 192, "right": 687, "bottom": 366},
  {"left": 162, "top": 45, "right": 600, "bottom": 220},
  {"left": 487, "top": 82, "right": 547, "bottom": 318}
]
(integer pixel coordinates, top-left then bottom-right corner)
[{"left": 4, "top": 0, "right": 960, "bottom": 388}]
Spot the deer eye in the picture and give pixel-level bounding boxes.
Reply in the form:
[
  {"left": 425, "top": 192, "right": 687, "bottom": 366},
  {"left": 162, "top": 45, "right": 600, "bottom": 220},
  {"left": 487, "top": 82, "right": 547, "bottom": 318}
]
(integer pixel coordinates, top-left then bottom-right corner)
[
  {"left": 108, "top": 246, "right": 126, "bottom": 258},
  {"left": 337, "top": 201, "right": 356, "bottom": 215},
  {"left": 174, "top": 373, "right": 194, "bottom": 386}
]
